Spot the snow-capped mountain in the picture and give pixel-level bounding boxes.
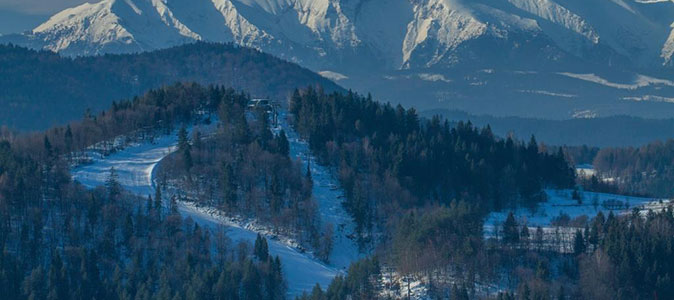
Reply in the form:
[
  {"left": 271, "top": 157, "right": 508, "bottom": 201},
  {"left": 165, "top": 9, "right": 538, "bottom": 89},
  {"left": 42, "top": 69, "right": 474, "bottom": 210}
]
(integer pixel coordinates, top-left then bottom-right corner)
[
  {"left": 7, "top": 0, "right": 674, "bottom": 70},
  {"left": 3, "top": 0, "right": 674, "bottom": 119}
]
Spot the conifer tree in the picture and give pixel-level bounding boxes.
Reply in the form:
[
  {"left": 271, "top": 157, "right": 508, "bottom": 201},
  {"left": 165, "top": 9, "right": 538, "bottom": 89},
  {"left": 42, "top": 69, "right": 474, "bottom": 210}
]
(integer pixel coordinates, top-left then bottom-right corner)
[
  {"left": 503, "top": 212, "right": 520, "bottom": 244},
  {"left": 573, "top": 229, "right": 586, "bottom": 255},
  {"left": 254, "top": 233, "right": 269, "bottom": 261},
  {"left": 277, "top": 130, "right": 290, "bottom": 157},
  {"left": 106, "top": 167, "right": 121, "bottom": 200}
]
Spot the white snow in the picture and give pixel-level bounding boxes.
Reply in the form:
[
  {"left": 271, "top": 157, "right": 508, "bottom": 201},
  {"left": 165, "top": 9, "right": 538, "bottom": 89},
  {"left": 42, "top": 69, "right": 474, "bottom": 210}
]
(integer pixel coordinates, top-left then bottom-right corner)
[
  {"left": 18, "top": 0, "right": 674, "bottom": 69},
  {"left": 484, "top": 189, "right": 661, "bottom": 235},
  {"left": 417, "top": 73, "right": 452, "bottom": 83},
  {"left": 507, "top": 0, "right": 599, "bottom": 43},
  {"left": 571, "top": 109, "right": 598, "bottom": 119},
  {"left": 276, "top": 110, "right": 363, "bottom": 271},
  {"left": 575, "top": 164, "right": 596, "bottom": 178},
  {"left": 517, "top": 89, "right": 577, "bottom": 98},
  {"left": 70, "top": 120, "right": 343, "bottom": 297},
  {"left": 622, "top": 95, "right": 674, "bottom": 103},
  {"left": 319, "top": 70, "right": 349, "bottom": 81},
  {"left": 558, "top": 72, "right": 674, "bottom": 90}
]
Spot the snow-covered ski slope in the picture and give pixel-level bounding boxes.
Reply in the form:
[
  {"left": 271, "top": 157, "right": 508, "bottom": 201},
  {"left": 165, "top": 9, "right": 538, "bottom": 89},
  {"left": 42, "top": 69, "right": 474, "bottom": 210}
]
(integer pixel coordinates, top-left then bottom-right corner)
[
  {"left": 71, "top": 123, "right": 341, "bottom": 297},
  {"left": 277, "top": 110, "right": 363, "bottom": 270}
]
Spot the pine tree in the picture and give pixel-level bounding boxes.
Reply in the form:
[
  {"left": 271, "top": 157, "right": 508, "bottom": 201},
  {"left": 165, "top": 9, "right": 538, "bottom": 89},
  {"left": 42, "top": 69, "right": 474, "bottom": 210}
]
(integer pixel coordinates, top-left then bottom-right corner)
[
  {"left": 178, "top": 126, "right": 189, "bottom": 151},
  {"left": 178, "top": 125, "right": 193, "bottom": 170},
  {"left": 106, "top": 167, "right": 121, "bottom": 200},
  {"left": 520, "top": 224, "right": 530, "bottom": 248},
  {"left": 277, "top": 130, "right": 290, "bottom": 157},
  {"left": 155, "top": 186, "right": 162, "bottom": 214},
  {"left": 254, "top": 234, "right": 269, "bottom": 261},
  {"left": 43, "top": 135, "right": 53, "bottom": 159},
  {"left": 222, "top": 162, "right": 237, "bottom": 209},
  {"left": 503, "top": 212, "right": 520, "bottom": 244},
  {"left": 64, "top": 125, "right": 74, "bottom": 154},
  {"left": 573, "top": 229, "right": 586, "bottom": 255}
]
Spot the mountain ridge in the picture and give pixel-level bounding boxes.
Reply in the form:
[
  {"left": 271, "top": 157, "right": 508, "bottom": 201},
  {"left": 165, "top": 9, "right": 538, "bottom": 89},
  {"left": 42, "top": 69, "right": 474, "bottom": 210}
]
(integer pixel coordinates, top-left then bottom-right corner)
[
  {"left": 6, "top": 0, "right": 674, "bottom": 70},
  {"left": 3, "top": 0, "right": 674, "bottom": 120}
]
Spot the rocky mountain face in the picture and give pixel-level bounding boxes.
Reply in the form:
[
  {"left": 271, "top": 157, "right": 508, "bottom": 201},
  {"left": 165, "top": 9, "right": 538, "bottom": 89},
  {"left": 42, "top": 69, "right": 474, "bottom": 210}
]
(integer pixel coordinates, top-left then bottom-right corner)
[{"left": 3, "top": 0, "right": 674, "bottom": 119}]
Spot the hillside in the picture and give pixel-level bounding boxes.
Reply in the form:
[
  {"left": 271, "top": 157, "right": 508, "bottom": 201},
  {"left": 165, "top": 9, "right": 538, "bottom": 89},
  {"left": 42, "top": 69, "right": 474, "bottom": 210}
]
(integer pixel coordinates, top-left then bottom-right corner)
[
  {"left": 4, "top": 0, "right": 674, "bottom": 119},
  {"left": 0, "top": 42, "right": 342, "bottom": 130},
  {"left": 423, "top": 109, "right": 674, "bottom": 147}
]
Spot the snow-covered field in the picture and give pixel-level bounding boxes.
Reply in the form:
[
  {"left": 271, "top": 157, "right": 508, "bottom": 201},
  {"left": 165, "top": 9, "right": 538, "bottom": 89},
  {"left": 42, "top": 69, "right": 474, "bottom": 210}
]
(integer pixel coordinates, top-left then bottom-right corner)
[
  {"left": 70, "top": 120, "right": 342, "bottom": 297},
  {"left": 276, "top": 110, "right": 363, "bottom": 270},
  {"left": 483, "top": 188, "right": 671, "bottom": 253},
  {"left": 485, "top": 189, "right": 658, "bottom": 231}
]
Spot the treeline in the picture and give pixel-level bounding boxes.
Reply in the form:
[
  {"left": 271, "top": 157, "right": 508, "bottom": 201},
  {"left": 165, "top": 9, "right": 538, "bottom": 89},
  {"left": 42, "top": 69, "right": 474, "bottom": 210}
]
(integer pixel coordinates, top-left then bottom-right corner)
[
  {"left": 290, "top": 88, "right": 575, "bottom": 243},
  {"left": 577, "top": 209, "right": 674, "bottom": 299},
  {"left": 297, "top": 257, "right": 381, "bottom": 300},
  {"left": 0, "top": 42, "right": 341, "bottom": 130},
  {"left": 0, "top": 140, "right": 286, "bottom": 299},
  {"left": 593, "top": 139, "right": 674, "bottom": 197},
  {"left": 311, "top": 207, "right": 674, "bottom": 300},
  {"left": 0, "top": 83, "right": 291, "bottom": 299},
  {"left": 11, "top": 82, "right": 217, "bottom": 162},
  {"left": 424, "top": 109, "right": 674, "bottom": 148},
  {"left": 158, "top": 93, "right": 328, "bottom": 260}
]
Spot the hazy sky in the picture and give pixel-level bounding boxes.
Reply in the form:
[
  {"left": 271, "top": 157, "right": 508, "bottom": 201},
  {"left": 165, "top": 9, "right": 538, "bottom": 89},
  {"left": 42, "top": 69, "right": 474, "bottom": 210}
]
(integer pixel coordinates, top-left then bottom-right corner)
[
  {"left": 0, "top": 0, "right": 100, "bottom": 34},
  {"left": 0, "top": 0, "right": 97, "bottom": 15}
]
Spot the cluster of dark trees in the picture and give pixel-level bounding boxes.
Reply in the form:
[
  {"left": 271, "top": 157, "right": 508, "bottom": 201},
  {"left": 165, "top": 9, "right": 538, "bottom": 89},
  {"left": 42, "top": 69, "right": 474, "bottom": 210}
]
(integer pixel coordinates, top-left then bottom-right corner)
[
  {"left": 157, "top": 89, "right": 327, "bottom": 258},
  {"left": 289, "top": 87, "right": 575, "bottom": 246},
  {"left": 8, "top": 82, "right": 218, "bottom": 163},
  {"left": 297, "top": 257, "right": 381, "bottom": 300},
  {"left": 314, "top": 206, "right": 674, "bottom": 300},
  {"left": 0, "top": 83, "right": 292, "bottom": 299},
  {"left": 424, "top": 109, "right": 674, "bottom": 148},
  {"left": 0, "top": 43, "right": 341, "bottom": 130},
  {"left": 0, "top": 142, "right": 286, "bottom": 300},
  {"left": 593, "top": 139, "right": 674, "bottom": 197},
  {"left": 498, "top": 207, "right": 674, "bottom": 300}
]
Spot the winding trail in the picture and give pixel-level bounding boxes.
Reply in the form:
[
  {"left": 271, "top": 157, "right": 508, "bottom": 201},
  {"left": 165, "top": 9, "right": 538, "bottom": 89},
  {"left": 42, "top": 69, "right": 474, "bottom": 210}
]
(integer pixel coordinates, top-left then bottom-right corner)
[{"left": 71, "top": 123, "right": 343, "bottom": 297}]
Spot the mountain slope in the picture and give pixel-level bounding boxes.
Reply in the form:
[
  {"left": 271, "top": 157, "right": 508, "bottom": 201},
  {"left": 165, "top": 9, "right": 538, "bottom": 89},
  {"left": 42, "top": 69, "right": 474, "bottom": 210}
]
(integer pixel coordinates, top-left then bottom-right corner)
[
  {"left": 3, "top": 0, "right": 674, "bottom": 120},
  {"left": 0, "top": 43, "right": 342, "bottom": 130},
  {"left": 6, "top": 0, "right": 674, "bottom": 70}
]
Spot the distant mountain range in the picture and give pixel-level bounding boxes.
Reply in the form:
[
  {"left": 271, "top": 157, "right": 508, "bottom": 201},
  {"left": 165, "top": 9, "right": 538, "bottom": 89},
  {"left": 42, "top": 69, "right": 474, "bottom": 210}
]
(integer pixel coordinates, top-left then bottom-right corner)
[{"left": 2, "top": 0, "right": 674, "bottom": 119}]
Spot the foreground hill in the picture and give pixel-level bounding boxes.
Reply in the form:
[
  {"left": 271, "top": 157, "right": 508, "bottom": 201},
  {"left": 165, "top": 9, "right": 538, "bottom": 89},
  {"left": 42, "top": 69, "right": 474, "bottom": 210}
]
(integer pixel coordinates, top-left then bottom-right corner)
[{"left": 0, "top": 42, "right": 341, "bottom": 130}]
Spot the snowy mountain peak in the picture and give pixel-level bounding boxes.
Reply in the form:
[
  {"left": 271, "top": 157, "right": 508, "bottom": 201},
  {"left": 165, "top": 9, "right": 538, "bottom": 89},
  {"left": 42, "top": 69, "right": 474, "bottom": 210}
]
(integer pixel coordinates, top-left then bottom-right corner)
[{"left": 4, "top": 0, "right": 674, "bottom": 72}]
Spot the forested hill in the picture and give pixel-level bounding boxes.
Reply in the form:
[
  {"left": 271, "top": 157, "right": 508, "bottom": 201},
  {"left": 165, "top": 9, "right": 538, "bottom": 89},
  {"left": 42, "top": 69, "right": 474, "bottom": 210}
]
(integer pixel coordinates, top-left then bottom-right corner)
[
  {"left": 0, "top": 83, "right": 288, "bottom": 299},
  {"left": 289, "top": 88, "right": 576, "bottom": 245},
  {"left": 593, "top": 139, "right": 674, "bottom": 197},
  {"left": 0, "top": 42, "right": 342, "bottom": 131}
]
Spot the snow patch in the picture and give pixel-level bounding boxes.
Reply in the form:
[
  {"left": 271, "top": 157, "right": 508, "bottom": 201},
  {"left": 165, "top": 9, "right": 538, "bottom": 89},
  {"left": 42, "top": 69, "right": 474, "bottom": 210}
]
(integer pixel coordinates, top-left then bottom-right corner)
[
  {"left": 319, "top": 70, "right": 349, "bottom": 81},
  {"left": 417, "top": 73, "right": 451, "bottom": 83},
  {"left": 517, "top": 89, "right": 577, "bottom": 98},
  {"left": 572, "top": 109, "right": 598, "bottom": 119},
  {"left": 558, "top": 72, "right": 674, "bottom": 90},
  {"left": 622, "top": 95, "right": 674, "bottom": 103}
]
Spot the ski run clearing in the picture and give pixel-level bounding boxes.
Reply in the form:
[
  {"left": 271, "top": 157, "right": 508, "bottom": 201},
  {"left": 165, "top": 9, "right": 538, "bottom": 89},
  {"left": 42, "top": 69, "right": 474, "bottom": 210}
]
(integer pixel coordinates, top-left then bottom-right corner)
[
  {"left": 70, "top": 114, "right": 362, "bottom": 297},
  {"left": 69, "top": 114, "right": 672, "bottom": 297}
]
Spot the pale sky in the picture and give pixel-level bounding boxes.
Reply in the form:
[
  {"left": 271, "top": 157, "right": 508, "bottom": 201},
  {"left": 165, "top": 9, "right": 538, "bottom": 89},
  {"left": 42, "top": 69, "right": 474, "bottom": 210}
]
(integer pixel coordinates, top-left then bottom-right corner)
[
  {"left": 0, "top": 0, "right": 101, "bottom": 34},
  {"left": 0, "top": 0, "right": 98, "bottom": 15}
]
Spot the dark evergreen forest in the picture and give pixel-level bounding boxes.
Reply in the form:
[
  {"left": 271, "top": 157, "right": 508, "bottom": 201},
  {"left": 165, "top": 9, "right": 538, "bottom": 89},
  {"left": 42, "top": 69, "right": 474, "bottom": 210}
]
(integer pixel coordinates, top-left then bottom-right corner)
[
  {"left": 289, "top": 87, "right": 575, "bottom": 245},
  {"left": 592, "top": 139, "right": 674, "bottom": 197},
  {"left": 0, "top": 43, "right": 341, "bottom": 130},
  {"left": 0, "top": 83, "right": 288, "bottom": 299}
]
